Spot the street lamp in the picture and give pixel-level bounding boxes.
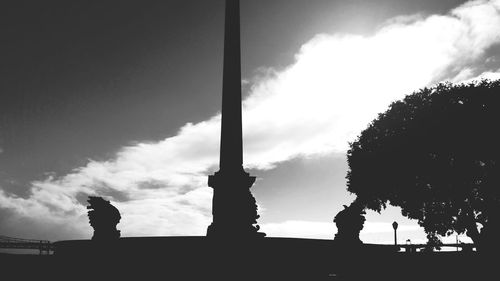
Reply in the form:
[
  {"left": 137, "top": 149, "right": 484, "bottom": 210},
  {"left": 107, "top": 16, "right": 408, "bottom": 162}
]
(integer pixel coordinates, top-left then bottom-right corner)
[{"left": 392, "top": 221, "right": 399, "bottom": 246}]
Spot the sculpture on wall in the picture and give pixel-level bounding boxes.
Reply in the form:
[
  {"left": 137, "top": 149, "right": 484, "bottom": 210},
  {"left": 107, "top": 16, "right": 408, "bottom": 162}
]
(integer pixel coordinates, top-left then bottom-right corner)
[
  {"left": 334, "top": 201, "right": 366, "bottom": 244},
  {"left": 87, "top": 196, "right": 121, "bottom": 241}
]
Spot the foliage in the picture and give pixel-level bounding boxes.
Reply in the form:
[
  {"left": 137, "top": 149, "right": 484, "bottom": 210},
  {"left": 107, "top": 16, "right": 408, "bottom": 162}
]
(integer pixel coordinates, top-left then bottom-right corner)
[{"left": 347, "top": 79, "right": 500, "bottom": 247}]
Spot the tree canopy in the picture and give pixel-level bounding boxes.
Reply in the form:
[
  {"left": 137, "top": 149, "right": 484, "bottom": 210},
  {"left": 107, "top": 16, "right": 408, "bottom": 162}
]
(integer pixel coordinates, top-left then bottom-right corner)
[{"left": 347, "top": 80, "right": 500, "bottom": 249}]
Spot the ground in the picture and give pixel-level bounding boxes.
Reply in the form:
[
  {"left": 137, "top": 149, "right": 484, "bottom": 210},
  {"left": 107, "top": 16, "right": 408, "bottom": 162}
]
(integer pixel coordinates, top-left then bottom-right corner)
[{"left": 0, "top": 237, "right": 492, "bottom": 280}]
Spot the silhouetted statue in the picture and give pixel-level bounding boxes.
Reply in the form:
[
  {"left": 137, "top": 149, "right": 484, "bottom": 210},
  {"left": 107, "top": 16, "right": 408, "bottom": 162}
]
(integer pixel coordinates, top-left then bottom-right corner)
[
  {"left": 333, "top": 201, "right": 366, "bottom": 244},
  {"left": 87, "top": 196, "right": 121, "bottom": 241}
]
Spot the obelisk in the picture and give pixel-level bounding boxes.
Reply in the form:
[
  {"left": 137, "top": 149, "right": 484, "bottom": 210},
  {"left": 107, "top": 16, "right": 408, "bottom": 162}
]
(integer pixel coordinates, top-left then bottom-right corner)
[{"left": 207, "top": 0, "right": 264, "bottom": 238}]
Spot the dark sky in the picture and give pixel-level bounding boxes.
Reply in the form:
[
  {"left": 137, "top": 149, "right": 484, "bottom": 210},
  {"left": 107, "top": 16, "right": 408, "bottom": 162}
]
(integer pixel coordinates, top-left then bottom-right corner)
[
  {"left": 1, "top": 1, "right": 225, "bottom": 192},
  {"left": 0, "top": 0, "right": 467, "bottom": 195}
]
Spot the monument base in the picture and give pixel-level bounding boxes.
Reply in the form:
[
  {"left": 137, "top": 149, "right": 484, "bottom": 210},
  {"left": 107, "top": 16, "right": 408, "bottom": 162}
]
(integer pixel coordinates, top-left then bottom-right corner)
[{"left": 207, "top": 169, "right": 265, "bottom": 238}]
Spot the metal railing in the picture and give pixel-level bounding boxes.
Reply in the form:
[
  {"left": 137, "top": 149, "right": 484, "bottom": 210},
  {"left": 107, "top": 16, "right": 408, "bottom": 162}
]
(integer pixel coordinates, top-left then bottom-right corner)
[
  {"left": 398, "top": 243, "right": 475, "bottom": 252},
  {"left": 0, "top": 235, "right": 54, "bottom": 255}
]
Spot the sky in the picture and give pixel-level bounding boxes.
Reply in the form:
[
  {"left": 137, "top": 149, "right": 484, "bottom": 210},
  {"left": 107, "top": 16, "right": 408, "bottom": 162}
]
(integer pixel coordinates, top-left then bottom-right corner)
[{"left": 1, "top": 0, "right": 500, "bottom": 245}]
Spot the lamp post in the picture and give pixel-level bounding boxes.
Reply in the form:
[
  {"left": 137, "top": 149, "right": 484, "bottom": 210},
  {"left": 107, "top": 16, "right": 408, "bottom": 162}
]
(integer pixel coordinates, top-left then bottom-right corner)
[{"left": 392, "top": 221, "right": 398, "bottom": 246}]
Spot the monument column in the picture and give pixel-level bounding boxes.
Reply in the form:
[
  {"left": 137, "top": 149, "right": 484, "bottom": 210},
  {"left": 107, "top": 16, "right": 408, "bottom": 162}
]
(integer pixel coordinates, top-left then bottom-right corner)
[{"left": 207, "top": 0, "right": 264, "bottom": 238}]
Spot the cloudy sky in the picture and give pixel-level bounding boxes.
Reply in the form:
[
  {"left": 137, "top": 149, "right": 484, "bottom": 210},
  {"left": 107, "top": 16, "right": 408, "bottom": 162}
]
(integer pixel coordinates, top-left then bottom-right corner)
[{"left": 1, "top": 0, "right": 500, "bottom": 244}]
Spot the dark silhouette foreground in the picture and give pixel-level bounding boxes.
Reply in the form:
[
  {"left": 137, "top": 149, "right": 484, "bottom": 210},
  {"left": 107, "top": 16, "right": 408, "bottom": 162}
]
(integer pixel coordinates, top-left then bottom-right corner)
[{"left": 1, "top": 237, "right": 493, "bottom": 281}]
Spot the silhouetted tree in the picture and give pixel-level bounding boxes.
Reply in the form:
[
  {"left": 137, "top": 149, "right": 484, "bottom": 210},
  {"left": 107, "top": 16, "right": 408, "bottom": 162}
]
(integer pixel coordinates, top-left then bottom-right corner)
[
  {"left": 87, "top": 196, "right": 121, "bottom": 241},
  {"left": 347, "top": 80, "right": 500, "bottom": 251}
]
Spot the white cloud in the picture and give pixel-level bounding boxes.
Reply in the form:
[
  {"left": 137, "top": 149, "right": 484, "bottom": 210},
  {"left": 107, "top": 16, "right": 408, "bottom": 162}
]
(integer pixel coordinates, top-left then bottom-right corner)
[
  {"left": 2, "top": 0, "right": 500, "bottom": 240},
  {"left": 362, "top": 222, "right": 421, "bottom": 234},
  {"left": 459, "top": 67, "right": 500, "bottom": 82},
  {"left": 262, "top": 220, "right": 336, "bottom": 239},
  {"left": 261, "top": 220, "right": 421, "bottom": 241}
]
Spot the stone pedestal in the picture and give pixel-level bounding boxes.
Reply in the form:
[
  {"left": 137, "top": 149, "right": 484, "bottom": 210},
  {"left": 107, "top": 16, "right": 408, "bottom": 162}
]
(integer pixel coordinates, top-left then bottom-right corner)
[{"left": 207, "top": 168, "right": 264, "bottom": 237}]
